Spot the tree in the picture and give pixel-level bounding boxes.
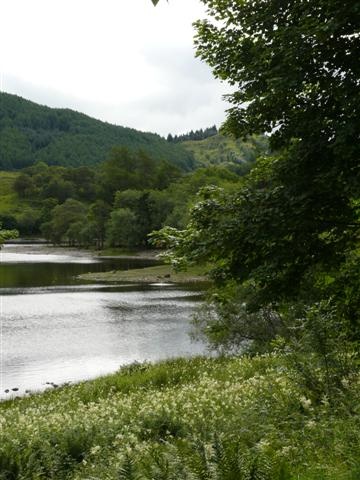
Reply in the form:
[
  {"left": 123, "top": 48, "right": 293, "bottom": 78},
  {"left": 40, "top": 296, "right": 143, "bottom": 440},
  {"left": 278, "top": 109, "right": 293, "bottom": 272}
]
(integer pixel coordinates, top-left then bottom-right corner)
[
  {"left": 113, "top": 189, "right": 173, "bottom": 247},
  {"left": 41, "top": 176, "right": 75, "bottom": 203},
  {"left": 64, "top": 166, "right": 96, "bottom": 202},
  {"left": 16, "top": 208, "right": 41, "bottom": 236},
  {"left": 88, "top": 200, "right": 111, "bottom": 249},
  {"left": 194, "top": 1, "right": 360, "bottom": 196},
  {"left": 106, "top": 208, "right": 141, "bottom": 247},
  {"left": 153, "top": 0, "right": 360, "bottom": 352},
  {"left": 162, "top": 166, "right": 240, "bottom": 229},
  {"left": 97, "top": 147, "right": 153, "bottom": 203},
  {"left": 13, "top": 173, "right": 35, "bottom": 198},
  {"left": 0, "top": 223, "right": 18, "bottom": 246},
  {"left": 65, "top": 220, "right": 93, "bottom": 247},
  {"left": 196, "top": 4, "right": 358, "bottom": 132},
  {"left": 42, "top": 199, "right": 87, "bottom": 244},
  {"left": 193, "top": 0, "right": 359, "bottom": 304}
]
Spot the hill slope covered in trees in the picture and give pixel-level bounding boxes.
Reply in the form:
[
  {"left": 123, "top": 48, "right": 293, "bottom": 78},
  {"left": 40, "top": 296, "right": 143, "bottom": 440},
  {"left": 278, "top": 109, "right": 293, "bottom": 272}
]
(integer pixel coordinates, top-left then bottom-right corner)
[
  {"left": 0, "top": 93, "right": 194, "bottom": 170},
  {"left": 181, "top": 133, "right": 269, "bottom": 175}
]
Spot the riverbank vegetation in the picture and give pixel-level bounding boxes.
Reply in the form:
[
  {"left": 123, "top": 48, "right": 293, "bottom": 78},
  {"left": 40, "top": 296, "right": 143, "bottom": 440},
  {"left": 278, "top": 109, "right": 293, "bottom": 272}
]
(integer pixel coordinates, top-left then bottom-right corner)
[
  {"left": 1, "top": 355, "right": 359, "bottom": 480},
  {"left": 0, "top": 135, "right": 263, "bottom": 245}
]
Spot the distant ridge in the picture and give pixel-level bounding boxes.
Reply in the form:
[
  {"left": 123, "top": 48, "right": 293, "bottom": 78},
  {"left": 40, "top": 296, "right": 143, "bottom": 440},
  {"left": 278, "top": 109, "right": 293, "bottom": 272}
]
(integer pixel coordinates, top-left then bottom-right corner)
[
  {"left": 181, "top": 133, "right": 269, "bottom": 174},
  {"left": 0, "top": 93, "right": 194, "bottom": 170}
]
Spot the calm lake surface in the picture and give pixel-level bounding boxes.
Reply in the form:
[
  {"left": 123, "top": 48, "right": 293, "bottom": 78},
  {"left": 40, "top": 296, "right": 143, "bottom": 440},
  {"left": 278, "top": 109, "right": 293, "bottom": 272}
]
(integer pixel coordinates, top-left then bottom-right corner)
[{"left": 0, "top": 244, "right": 206, "bottom": 399}]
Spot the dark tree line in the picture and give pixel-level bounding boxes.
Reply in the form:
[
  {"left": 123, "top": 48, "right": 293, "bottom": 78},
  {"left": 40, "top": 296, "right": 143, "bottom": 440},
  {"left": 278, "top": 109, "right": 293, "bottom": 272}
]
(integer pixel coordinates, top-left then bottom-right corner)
[{"left": 167, "top": 125, "right": 218, "bottom": 143}]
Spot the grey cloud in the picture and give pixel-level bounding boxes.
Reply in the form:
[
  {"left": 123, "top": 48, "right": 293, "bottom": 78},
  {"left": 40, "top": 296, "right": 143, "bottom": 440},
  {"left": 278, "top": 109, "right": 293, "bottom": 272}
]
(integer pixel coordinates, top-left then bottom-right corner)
[
  {"left": 141, "top": 44, "right": 217, "bottom": 88},
  {"left": 1, "top": 75, "right": 99, "bottom": 117}
]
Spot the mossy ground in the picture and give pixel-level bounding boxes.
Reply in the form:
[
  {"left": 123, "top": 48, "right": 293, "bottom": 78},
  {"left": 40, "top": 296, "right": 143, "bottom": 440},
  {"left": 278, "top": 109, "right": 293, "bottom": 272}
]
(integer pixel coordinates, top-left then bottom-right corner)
[{"left": 1, "top": 355, "right": 359, "bottom": 479}]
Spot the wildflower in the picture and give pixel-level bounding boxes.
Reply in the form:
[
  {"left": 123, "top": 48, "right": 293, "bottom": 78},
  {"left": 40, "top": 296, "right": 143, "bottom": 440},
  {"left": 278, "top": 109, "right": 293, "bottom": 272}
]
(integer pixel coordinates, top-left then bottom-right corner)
[
  {"left": 90, "top": 445, "right": 101, "bottom": 455},
  {"left": 321, "top": 395, "right": 330, "bottom": 408},
  {"left": 280, "top": 445, "right": 295, "bottom": 456},
  {"left": 299, "top": 396, "right": 312, "bottom": 409},
  {"left": 256, "top": 438, "right": 270, "bottom": 451}
]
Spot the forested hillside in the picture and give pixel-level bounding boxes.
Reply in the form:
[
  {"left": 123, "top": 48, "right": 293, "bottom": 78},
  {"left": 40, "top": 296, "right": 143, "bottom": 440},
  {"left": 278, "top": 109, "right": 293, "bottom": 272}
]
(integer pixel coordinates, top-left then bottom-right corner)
[
  {"left": 182, "top": 133, "right": 269, "bottom": 175},
  {"left": 0, "top": 93, "right": 194, "bottom": 170},
  {"left": 0, "top": 104, "right": 268, "bottom": 243},
  {"left": 0, "top": 151, "right": 241, "bottom": 244}
]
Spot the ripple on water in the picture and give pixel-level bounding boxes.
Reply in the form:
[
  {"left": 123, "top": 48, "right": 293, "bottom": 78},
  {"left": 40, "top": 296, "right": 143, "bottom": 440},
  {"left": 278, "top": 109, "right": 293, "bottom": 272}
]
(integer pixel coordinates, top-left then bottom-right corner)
[{"left": 0, "top": 246, "right": 206, "bottom": 399}]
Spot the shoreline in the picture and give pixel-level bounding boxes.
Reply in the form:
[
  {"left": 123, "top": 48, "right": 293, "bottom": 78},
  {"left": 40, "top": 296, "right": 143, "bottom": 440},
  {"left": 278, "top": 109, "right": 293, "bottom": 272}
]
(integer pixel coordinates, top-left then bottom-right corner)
[
  {"left": 2, "top": 242, "right": 161, "bottom": 261},
  {"left": 78, "top": 264, "right": 209, "bottom": 284}
]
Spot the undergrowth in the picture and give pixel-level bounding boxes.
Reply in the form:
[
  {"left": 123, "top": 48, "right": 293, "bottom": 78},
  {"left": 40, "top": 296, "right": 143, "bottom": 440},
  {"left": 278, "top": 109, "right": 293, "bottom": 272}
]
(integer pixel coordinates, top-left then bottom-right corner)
[{"left": 0, "top": 355, "right": 359, "bottom": 479}]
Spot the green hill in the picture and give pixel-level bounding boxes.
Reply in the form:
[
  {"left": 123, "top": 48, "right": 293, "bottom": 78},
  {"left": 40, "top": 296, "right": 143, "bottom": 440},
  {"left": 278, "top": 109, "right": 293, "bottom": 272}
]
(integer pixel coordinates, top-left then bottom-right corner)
[
  {"left": 181, "top": 133, "right": 269, "bottom": 174},
  {"left": 0, "top": 93, "right": 194, "bottom": 170}
]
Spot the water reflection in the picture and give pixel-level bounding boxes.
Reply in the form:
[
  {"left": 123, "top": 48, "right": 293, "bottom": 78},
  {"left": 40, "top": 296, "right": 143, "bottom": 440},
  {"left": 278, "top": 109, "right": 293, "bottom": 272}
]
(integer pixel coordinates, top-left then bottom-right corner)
[
  {"left": 0, "top": 246, "right": 159, "bottom": 288},
  {"left": 0, "top": 245, "right": 206, "bottom": 399}
]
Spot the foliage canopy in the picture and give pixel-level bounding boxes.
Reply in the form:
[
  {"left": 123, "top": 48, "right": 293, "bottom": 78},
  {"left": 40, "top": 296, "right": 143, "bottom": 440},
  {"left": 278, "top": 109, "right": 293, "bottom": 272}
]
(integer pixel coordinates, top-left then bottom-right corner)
[{"left": 153, "top": 0, "right": 360, "bottom": 354}]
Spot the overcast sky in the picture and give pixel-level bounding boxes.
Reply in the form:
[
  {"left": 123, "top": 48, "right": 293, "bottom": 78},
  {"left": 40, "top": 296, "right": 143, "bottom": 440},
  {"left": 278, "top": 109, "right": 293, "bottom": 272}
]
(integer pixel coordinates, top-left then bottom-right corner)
[{"left": 0, "top": 0, "right": 228, "bottom": 136}]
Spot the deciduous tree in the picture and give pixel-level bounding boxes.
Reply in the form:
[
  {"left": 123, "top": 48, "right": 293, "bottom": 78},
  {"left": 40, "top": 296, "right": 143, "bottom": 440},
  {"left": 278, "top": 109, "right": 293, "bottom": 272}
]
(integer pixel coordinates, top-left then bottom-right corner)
[{"left": 153, "top": 0, "right": 360, "bottom": 351}]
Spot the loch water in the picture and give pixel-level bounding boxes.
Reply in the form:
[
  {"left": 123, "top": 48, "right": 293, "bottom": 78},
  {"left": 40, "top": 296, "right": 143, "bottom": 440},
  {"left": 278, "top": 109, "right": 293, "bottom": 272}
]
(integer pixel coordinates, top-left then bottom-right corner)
[{"left": 0, "top": 244, "right": 206, "bottom": 399}]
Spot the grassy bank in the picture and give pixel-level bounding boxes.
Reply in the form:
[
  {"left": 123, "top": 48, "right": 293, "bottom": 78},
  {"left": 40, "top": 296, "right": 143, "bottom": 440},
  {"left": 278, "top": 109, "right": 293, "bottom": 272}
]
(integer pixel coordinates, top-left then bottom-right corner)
[
  {"left": 79, "top": 264, "right": 209, "bottom": 283},
  {"left": 1, "top": 355, "right": 359, "bottom": 479},
  {"left": 90, "top": 247, "right": 161, "bottom": 258}
]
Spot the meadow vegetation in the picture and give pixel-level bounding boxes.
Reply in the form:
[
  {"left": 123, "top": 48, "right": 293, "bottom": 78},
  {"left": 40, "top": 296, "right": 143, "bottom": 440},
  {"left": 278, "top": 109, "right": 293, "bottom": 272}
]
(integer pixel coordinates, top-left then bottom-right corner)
[{"left": 1, "top": 355, "right": 359, "bottom": 480}]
